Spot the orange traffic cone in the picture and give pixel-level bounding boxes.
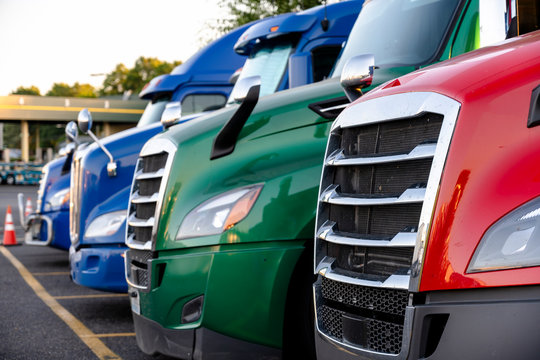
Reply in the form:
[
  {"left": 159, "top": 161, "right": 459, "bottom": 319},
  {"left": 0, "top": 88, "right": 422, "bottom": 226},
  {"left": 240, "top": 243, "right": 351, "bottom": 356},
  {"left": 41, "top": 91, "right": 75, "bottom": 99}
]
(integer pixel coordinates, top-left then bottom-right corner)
[
  {"left": 25, "top": 197, "right": 32, "bottom": 218},
  {"left": 3, "top": 206, "right": 17, "bottom": 246}
]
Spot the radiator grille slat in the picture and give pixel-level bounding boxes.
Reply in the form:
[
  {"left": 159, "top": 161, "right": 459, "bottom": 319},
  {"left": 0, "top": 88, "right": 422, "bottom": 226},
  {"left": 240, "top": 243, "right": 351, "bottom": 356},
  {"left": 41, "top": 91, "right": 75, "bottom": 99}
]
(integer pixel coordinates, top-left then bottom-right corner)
[{"left": 316, "top": 112, "right": 444, "bottom": 355}]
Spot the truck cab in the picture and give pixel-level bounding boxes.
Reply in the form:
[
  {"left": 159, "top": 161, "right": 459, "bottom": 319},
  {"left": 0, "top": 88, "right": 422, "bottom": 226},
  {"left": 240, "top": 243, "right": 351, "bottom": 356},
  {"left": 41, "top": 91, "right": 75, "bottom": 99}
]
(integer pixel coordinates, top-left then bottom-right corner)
[
  {"left": 70, "top": 2, "right": 362, "bottom": 294},
  {"left": 313, "top": 2, "right": 540, "bottom": 359},
  {"left": 124, "top": 0, "right": 520, "bottom": 358}
]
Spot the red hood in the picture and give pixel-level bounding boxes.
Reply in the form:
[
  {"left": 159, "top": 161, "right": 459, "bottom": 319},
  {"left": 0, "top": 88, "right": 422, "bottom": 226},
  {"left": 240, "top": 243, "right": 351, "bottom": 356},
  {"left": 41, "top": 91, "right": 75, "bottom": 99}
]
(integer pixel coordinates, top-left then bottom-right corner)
[{"left": 355, "top": 30, "right": 540, "bottom": 105}]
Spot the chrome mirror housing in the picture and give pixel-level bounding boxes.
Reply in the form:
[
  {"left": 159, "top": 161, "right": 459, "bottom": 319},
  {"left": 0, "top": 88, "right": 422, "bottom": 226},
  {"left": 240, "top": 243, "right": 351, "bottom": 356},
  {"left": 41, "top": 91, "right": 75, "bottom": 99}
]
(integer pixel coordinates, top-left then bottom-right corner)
[
  {"left": 229, "top": 75, "right": 261, "bottom": 104},
  {"left": 77, "top": 108, "right": 93, "bottom": 134},
  {"left": 340, "top": 54, "right": 375, "bottom": 102},
  {"left": 65, "top": 121, "right": 79, "bottom": 144},
  {"left": 161, "top": 101, "right": 182, "bottom": 128}
]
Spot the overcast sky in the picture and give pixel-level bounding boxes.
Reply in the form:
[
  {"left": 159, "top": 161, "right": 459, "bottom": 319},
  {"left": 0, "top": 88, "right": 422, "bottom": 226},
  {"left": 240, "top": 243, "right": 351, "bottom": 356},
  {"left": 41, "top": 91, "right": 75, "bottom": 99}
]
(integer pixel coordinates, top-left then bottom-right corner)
[{"left": 0, "top": 0, "right": 226, "bottom": 96}]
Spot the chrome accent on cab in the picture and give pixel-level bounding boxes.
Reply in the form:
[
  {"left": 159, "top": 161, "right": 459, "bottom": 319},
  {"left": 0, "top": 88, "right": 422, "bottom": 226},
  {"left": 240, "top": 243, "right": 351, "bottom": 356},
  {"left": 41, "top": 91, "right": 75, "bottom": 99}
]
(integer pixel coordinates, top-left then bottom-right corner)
[
  {"left": 314, "top": 91, "right": 460, "bottom": 358},
  {"left": 69, "top": 147, "right": 89, "bottom": 246}
]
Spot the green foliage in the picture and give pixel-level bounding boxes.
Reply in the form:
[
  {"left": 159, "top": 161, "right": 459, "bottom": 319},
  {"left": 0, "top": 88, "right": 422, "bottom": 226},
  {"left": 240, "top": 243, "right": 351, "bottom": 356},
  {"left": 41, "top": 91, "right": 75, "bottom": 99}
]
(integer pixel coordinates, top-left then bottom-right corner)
[
  {"left": 45, "top": 82, "right": 97, "bottom": 98},
  {"left": 217, "top": 0, "right": 324, "bottom": 33},
  {"left": 11, "top": 86, "right": 41, "bottom": 96},
  {"left": 3, "top": 123, "right": 20, "bottom": 148},
  {"left": 100, "top": 57, "right": 182, "bottom": 96}
]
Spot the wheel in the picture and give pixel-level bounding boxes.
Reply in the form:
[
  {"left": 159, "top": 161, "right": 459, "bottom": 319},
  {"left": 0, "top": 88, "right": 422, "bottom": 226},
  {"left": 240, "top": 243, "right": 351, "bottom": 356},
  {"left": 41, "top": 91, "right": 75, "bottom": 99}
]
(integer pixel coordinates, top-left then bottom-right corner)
[{"left": 6, "top": 175, "right": 15, "bottom": 185}]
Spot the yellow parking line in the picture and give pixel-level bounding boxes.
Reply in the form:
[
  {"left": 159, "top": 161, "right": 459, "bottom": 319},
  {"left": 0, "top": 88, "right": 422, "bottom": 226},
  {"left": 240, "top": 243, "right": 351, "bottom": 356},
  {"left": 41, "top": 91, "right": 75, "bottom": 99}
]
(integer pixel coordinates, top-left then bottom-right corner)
[
  {"left": 0, "top": 246, "right": 121, "bottom": 360},
  {"left": 33, "top": 271, "right": 71, "bottom": 276},
  {"left": 55, "top": 294, "right": 126, "bottom": 300},
  {"left": 82, "top": 333, "right": 136, "bottom": 338}
]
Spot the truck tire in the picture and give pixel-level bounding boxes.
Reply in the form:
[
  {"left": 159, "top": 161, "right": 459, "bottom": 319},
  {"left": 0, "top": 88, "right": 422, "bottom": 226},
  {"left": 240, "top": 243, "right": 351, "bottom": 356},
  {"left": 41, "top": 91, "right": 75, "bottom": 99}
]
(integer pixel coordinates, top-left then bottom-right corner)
[
  {"left": 282, "top": 245, "right": 316, "bottom": 360},
  {"left": 6, "top": 175, "right": 15, "bottom": 185}
]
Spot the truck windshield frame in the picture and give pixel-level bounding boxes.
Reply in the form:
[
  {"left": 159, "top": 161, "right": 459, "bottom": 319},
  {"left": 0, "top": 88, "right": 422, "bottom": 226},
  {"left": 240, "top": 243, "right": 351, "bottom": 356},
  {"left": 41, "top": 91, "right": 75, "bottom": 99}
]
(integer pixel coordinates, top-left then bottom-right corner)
[
  {"left": 332, "top": 0, "right": 462, "bottom": 76},
  {"left": 228, "top": 38, "right": 295, "bottom": 103},
  {"left": 137, "top": 97, "right": 170, "bottom": 127}
]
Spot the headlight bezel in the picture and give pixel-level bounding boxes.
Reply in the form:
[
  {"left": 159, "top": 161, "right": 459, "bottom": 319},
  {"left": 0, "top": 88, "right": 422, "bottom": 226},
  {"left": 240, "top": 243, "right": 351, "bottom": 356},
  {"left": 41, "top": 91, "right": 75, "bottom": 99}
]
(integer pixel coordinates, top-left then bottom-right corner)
[
  {"left": 176, "top": 184, "right": 263, "bottom": 241},
  {"left": 468, "top": 196, "right": 540, "bottom": 273},
  {"left": 85, "top": 210, "right": 127, "bottom": 239}
]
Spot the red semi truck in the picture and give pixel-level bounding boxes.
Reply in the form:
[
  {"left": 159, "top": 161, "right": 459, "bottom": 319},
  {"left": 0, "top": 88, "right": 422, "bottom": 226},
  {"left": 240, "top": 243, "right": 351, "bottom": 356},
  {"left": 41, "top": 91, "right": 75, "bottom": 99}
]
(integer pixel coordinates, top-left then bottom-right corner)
[{"left": 314, "top": 30, "right": 540, "bottom": 359}]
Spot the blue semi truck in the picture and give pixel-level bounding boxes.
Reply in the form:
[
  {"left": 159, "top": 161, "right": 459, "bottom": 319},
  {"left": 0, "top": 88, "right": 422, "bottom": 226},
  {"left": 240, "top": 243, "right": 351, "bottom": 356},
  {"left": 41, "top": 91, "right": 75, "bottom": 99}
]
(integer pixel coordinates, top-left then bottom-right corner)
[
  {"left": 23, "top": 23, "right": 250, "bottom": 253},
  {"left": 69, "top": 1, "right": 363, "bottom": 293}
]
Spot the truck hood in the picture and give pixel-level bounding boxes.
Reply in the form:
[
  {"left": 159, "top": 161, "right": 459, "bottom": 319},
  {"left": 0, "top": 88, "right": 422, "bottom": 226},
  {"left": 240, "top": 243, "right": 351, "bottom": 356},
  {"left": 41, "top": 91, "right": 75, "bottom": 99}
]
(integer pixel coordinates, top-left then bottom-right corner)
[
  {"left": 357, "top": 31, "right": 540, "bottom": 105},
  {"left": 77, "top": 122, "right": 163, "bottom": 244}
]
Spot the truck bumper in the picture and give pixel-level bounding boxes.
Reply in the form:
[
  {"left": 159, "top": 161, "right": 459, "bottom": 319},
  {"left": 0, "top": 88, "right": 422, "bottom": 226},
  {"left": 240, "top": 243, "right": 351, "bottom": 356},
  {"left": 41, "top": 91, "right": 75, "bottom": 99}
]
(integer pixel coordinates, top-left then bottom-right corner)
[
  {"left": 24, "top": 210, "right": 70, "bottom": 250},
  {"left": 127, "top": 242, "right": 303, "bottom": 358},
  {"left": 132, "top": 312, "right": 281, "bottom": 359},
  {"left": 315, "top": 285, "right": 540, "bottom": 360},
  {"left": 69, "top": 245, "right": 127, "bottom": 293}
]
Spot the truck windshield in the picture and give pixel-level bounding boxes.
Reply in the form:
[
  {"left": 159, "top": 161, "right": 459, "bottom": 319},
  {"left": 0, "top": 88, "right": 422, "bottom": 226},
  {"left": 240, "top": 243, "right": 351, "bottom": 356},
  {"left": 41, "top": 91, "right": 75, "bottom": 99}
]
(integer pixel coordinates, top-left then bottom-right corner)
[
  {"left": 229, "top": 39, "right": 294, "bottom": 103},
  {"left": 137, "top": 98, "right": 170, "bottom": 127},
  {"left": 332, "top": 0, "right": 461, "bottom": 75}
]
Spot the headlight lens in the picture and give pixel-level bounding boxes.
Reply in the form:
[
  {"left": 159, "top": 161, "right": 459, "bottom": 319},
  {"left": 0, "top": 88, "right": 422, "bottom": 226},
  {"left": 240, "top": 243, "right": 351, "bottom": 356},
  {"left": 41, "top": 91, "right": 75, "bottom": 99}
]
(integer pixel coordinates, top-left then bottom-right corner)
[
  {"left": 176, "top": 184, "right": 263, "bottom": 240},
  {"left": 45, "top": 188, "right": 70, "bottom": 211},
  {"left": 85, "top": 210, "right": 126, "bottom": 238},
  {"left": 468, "top": 196, "right": 540, "bottom": 272}
]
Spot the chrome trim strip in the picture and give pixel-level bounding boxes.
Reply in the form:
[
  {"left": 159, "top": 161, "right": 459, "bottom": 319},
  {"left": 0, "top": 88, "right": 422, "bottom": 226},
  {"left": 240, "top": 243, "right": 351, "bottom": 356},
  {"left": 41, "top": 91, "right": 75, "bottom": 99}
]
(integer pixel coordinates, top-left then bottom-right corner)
[
  {"left": 125, "top": 233, "right": 151, "bottom": 251},
  {"left": 316, "top": 257, "right": 410, "bottom": 290},
  {"left": 130, "top": 192, "right": 159, "bottom": 204},
  {"left": 326, "top": 143, "right": 436, "bottom": 166},
  {"left": 320, "top": 103, "right": 348, "bottom": 113},
  {"left": 320, "top": 185, "right": 425, "bottom": 206},
  {"left": 127, "top": 214, "right": 155, "bottom": 228},
  {"left": 134, "top": 168, "right": 164, "bottom": 180},
  {"left": 317, "top": 221, "right": 416, "bottom": 247}
]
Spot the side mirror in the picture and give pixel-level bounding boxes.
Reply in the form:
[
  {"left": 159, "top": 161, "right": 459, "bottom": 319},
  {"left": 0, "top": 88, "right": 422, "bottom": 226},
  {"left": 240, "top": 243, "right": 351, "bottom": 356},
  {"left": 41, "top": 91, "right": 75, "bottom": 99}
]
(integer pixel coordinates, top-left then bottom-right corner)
[
  {"left": 340, "top": 54, "right": 375, "bottom": 102},
  {"left": 77, "top": 108, "right": 93, "bottom": 134},
  {"left": 65, "top": 121, "right": 79, "bottom": 144},
  {"left": 161, "top": 101, "right": 182, "bottom": 128},
  {"left": 229, "top": 75, "right": 261, "bottom": 104}
]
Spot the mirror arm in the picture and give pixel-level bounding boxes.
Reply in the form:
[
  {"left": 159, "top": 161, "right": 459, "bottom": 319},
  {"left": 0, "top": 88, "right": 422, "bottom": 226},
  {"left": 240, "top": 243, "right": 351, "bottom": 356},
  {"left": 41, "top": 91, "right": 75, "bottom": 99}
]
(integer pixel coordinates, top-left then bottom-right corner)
[
  {"left": 210, "top": 84, "right": 260, "bottom": 160},
  {"left": 87, "top": 130, "right": 117, "bottom": 177}
]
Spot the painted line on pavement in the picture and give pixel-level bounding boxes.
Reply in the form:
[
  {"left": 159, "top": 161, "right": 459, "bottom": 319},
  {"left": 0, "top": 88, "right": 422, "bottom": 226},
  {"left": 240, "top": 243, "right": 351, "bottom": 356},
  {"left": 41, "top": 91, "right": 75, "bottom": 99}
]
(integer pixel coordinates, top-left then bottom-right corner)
[
  {"left": 0, "top": 246, "right": 121, "bottom": 360},
  {"left": 55, "top": 294, "right": 126, "bottom": 300},
  {"left": 33, "top": 271, "right": 71, "bottom": 276},
  {"left": 82, "top": 333, "right": 136, "bottom": 338}
]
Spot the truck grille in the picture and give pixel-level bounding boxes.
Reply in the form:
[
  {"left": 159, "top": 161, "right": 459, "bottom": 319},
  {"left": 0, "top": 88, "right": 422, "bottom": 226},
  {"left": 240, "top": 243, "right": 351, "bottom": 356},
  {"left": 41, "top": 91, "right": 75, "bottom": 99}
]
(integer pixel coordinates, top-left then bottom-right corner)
[
  {"left": 69, "top": 154, "right": 83, "bottom": 245},
  {"left": 126, "top": 138, "right": 176, "bottom": 290},
  {"left": 314, "top": 91, "right": 459, "bottom": 358}
]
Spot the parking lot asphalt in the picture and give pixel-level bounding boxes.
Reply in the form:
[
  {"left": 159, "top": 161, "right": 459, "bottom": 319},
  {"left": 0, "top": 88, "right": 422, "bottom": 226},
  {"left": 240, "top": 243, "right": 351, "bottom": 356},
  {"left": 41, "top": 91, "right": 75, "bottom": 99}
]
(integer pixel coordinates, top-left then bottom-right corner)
[{"left": 0, "top": 185, "right": 173, "bottom": 359}]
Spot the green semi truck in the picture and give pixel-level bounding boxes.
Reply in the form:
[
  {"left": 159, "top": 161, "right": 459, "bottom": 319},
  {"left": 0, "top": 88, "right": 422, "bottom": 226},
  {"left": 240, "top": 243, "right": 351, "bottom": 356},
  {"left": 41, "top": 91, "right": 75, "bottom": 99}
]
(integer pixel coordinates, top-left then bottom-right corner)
[{"left": 125, "top": 0, "right": 515, "bottom": 358}]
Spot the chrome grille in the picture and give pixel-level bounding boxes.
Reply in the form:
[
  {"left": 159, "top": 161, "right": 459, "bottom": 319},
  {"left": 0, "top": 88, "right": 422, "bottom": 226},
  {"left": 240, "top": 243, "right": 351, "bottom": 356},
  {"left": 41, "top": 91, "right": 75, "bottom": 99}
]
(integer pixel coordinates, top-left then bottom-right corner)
[
  {"left": 69, "top": 153, "right": 83, "bottom": 245},
  {"left": 126, "top": 138, "right": 176, "bottom": 290},
  {"left": 315, "top": 92, "right": 460, "bottom": 358}
]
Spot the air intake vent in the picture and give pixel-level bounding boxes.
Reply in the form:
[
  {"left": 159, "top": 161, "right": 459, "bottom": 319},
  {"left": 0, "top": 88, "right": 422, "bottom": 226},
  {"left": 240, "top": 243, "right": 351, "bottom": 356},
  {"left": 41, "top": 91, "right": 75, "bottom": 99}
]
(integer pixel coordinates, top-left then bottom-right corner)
[{"left": 315, "top": 92, "right": 460, "bottom": 358}]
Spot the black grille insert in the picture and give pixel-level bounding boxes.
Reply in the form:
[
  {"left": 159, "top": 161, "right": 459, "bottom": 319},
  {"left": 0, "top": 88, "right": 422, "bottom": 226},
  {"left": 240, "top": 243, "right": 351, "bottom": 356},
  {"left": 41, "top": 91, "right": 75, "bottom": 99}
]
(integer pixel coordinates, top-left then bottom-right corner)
[
  {"left": 142, "top": 152, "right": 167, "bottom": 173},
  {"left": 341, "top": 113, "right": 443, "bottom": 157}
]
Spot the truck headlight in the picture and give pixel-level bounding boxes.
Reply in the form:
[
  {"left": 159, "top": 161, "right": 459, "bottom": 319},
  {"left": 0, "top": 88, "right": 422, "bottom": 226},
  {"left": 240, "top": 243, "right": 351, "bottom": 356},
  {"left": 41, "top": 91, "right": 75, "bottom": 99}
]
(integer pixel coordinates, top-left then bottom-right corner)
[
  {"left": 468, "top": 197, "right": 540, "bottom": 272},
  {"left": 176, "top": 184, "right": 263, "bottom": 240},
  {"left": 85, "top": 210, "right": 126, "bottom": 238},
  {"left": 45, "top": 188, "right": 70, "bottom": 211}
]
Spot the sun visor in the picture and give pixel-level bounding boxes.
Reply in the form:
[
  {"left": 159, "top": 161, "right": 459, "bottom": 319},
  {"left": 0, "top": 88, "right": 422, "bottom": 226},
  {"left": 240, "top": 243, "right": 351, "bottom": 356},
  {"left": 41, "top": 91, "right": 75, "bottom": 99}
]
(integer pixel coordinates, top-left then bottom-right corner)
[
  {"left": 139, "top": 73, "right": 191, "bottom": 100},
  {"left": 234, "top": 13, "right": 316, "bottom": 54}
]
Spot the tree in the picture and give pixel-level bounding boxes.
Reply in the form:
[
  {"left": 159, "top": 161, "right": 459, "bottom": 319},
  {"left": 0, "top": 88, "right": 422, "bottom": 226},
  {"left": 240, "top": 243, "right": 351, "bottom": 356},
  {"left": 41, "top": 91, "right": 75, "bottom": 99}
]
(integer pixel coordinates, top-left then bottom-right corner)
[
  {"left": 100, "top": 57, "right": 182, "bottom": 96},
  {"left": 45, "top": 82, "right": 97, "bottom": 98},
  {"left": 11, "top": 86, "right": 41, "bottom": 96},
  {"left": 217, "top": 0, "right": 324, "bottom": 33}
]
